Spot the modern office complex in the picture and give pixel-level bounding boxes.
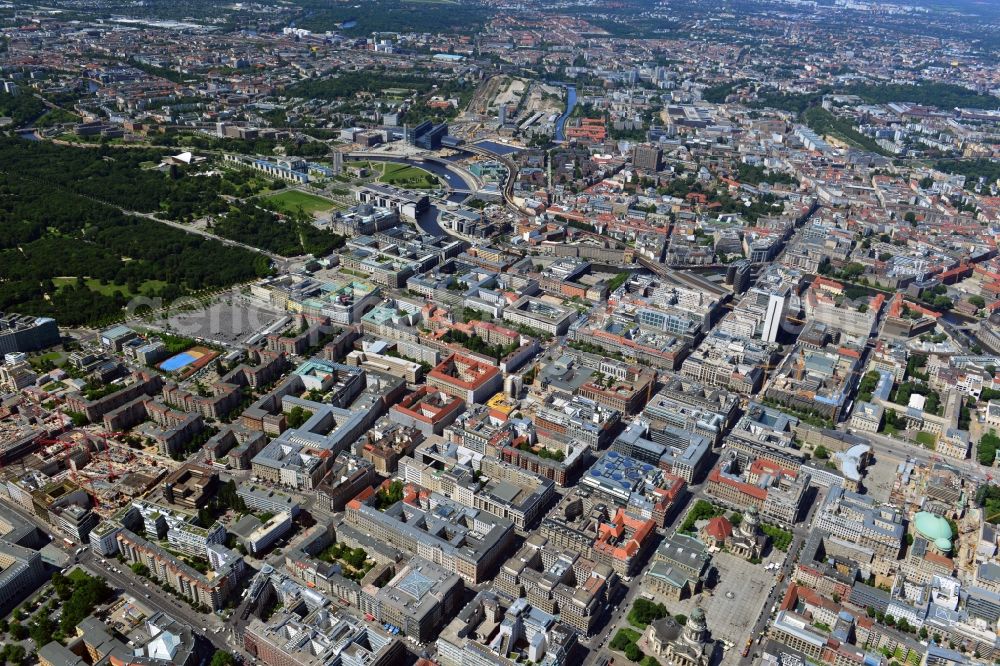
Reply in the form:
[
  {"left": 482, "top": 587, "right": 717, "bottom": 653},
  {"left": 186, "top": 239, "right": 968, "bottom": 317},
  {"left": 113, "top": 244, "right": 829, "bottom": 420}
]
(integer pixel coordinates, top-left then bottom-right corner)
[
  {"left": 0, "top": 540, "right": 46, "bottom": 614},
  {"left": 0, "top": 313, "right": 59, "bottom": 354},
  {"left": 405, "top": 120, "right": 449, "bottom": 150}
]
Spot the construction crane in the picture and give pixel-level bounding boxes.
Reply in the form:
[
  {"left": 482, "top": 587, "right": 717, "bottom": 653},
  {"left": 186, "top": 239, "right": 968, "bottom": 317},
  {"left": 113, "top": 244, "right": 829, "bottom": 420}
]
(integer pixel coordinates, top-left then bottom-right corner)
[
  {"left": 68, "top": 470, "right": 103, "bottom": 508},
  {"left": 86, "top": 431, "right": 134, "bottom": 482},
  {"left": 0, "top": 435, "right": 78, "bottom": 472},
  {"left": 1, "top": 432, "right": 134, "bottom": 511},
  {"left": 39, "top": 434, "right": 127, "bottom": 508},
  {"left": 794, "top": 346, "right": 806, "bottom": 381}
]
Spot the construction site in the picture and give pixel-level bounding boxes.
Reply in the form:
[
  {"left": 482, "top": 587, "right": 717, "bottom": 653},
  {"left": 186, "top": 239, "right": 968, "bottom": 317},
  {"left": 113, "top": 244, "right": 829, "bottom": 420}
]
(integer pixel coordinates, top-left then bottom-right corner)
[
  {"left": 457, "top": 75, "right": 566, "bottom": 140},
  {"left": 1, "top": 428, "right": 175, "bottom": 538}
]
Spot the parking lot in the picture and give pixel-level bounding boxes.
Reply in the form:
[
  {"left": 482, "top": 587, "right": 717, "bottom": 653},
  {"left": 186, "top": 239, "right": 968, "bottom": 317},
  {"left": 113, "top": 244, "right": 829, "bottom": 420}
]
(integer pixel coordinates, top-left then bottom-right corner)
[{"left": 141, "top": 292, "right": 287, "bottom": 347}]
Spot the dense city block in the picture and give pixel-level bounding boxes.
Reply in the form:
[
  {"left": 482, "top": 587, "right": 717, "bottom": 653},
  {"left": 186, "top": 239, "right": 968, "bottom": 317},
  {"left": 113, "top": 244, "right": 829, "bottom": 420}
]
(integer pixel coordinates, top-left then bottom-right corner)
[{"left": 0, "top": 1, "right": 999, "bottom": 666}]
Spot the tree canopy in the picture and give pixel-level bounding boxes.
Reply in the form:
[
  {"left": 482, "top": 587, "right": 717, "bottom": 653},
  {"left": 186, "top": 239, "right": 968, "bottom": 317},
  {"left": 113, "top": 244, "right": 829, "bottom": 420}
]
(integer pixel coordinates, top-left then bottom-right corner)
[
  {"left": 214, "top": 202, "right": 344, "bottom": 258},
  {"left": 49, "top": 571, "right": 113, "bottom": 635},
  {"left": 209, "top": 652, "right": 237, "bottom": 666},
  {"left": 0, "top": 139, "right": 271, "bottom": 325}
]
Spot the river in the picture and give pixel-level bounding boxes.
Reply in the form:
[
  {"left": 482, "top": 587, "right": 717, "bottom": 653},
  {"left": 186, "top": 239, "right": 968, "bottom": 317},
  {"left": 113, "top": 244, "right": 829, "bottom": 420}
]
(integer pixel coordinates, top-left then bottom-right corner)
[
  {"left": 346, "top": 154, "right": 471, "bottom": 201},
  {"left": 554, "top": 85, "right": 577, "bottom": 142},
  {"left": 346, "top": 154, "right": 477, "bottom": 237}
]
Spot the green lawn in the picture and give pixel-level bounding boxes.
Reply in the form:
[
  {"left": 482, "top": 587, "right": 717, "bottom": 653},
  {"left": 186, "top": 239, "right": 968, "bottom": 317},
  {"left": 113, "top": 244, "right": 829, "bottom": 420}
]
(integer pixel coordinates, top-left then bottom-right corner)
[
  {"left": 266, "top": 190, "right": 340, "bottom": 215},
  {"left": 343, "top": 160, "right": 441, "bottom": 188},
  {"left": 627, "top": 598, "right": 669, "bottom": 629},
  {"left": 382, "top": 88, "right": 416, "bottom": 98},
  {"left": 67, "top": 568, "right": 89, "bottom": 583},
  {"left": 802, "top": 106, "right": 888, "bottom": 155},
  {"left": 915, "top": 431, "right": 936, "bottom": 449},
  {"left": 378, "top": 162, "right": 441, "bottom": 189},
  {"left": 53, "top": 277, "right": 168, "bottom": 298},
  {"left": 615, "top": 628, "right": 641, "bottom": 643},
  {"left": 56, "top": 133, "right": 128, "bottom": 146},
  {"left": 609, "top": 628, "right": 647, "bottom": 661},
  {"left": 29, "top": 351, "right": 65, "bottom": 372}
]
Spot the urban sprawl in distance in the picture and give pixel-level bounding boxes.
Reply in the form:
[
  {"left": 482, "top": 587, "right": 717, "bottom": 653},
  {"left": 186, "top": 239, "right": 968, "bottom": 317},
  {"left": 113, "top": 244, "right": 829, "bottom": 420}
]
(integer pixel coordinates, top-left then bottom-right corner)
[{"left": 0, "top": 1, "right": 999, "bottom": 666}]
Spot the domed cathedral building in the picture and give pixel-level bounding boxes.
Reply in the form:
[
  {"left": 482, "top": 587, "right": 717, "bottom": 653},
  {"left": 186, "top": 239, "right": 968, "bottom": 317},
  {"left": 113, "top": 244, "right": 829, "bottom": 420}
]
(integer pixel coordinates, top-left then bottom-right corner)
[
  {"left": 903, "top": 510, "right": 956, "bottom": 578},
  {"left": 729, "top": 505, "right": 767, "bottom": 560},
  {"left": 699, "top": 506, "right": 767, "bottom": 561},
  {"left": 911, "top": 511, "right": 954, "bottom": 555},
  {"left": 641, "top": 606, "right": 717, "bottom": 666}
]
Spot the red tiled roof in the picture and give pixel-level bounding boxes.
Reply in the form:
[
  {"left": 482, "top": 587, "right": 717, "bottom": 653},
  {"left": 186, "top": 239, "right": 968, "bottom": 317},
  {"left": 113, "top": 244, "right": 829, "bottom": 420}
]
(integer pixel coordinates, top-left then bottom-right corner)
[
  {"left": 708, "top": 467, "right": 768, "bottom": 500},
  {"left": 346, "top": 485, "right": 376, "bottom": 511},
  {"left": 704, "top": 516, "right": 733, "bottom": 541}
]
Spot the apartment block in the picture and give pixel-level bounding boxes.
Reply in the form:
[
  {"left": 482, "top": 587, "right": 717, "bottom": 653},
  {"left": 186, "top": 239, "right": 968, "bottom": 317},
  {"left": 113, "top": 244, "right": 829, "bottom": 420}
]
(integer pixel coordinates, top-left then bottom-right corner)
[
  {"left": 494, "top": 535, "right": 614, "bottom": 636},
  {"left": 116, "top": 529, "right": 244, "bottom": 611}
]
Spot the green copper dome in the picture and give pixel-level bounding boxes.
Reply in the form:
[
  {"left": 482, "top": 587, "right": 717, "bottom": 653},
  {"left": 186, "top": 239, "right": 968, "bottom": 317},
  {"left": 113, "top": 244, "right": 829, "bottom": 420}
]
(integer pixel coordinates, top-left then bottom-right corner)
[{"left": 913, "top": 511, "right": 952, "bottom": 552}]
